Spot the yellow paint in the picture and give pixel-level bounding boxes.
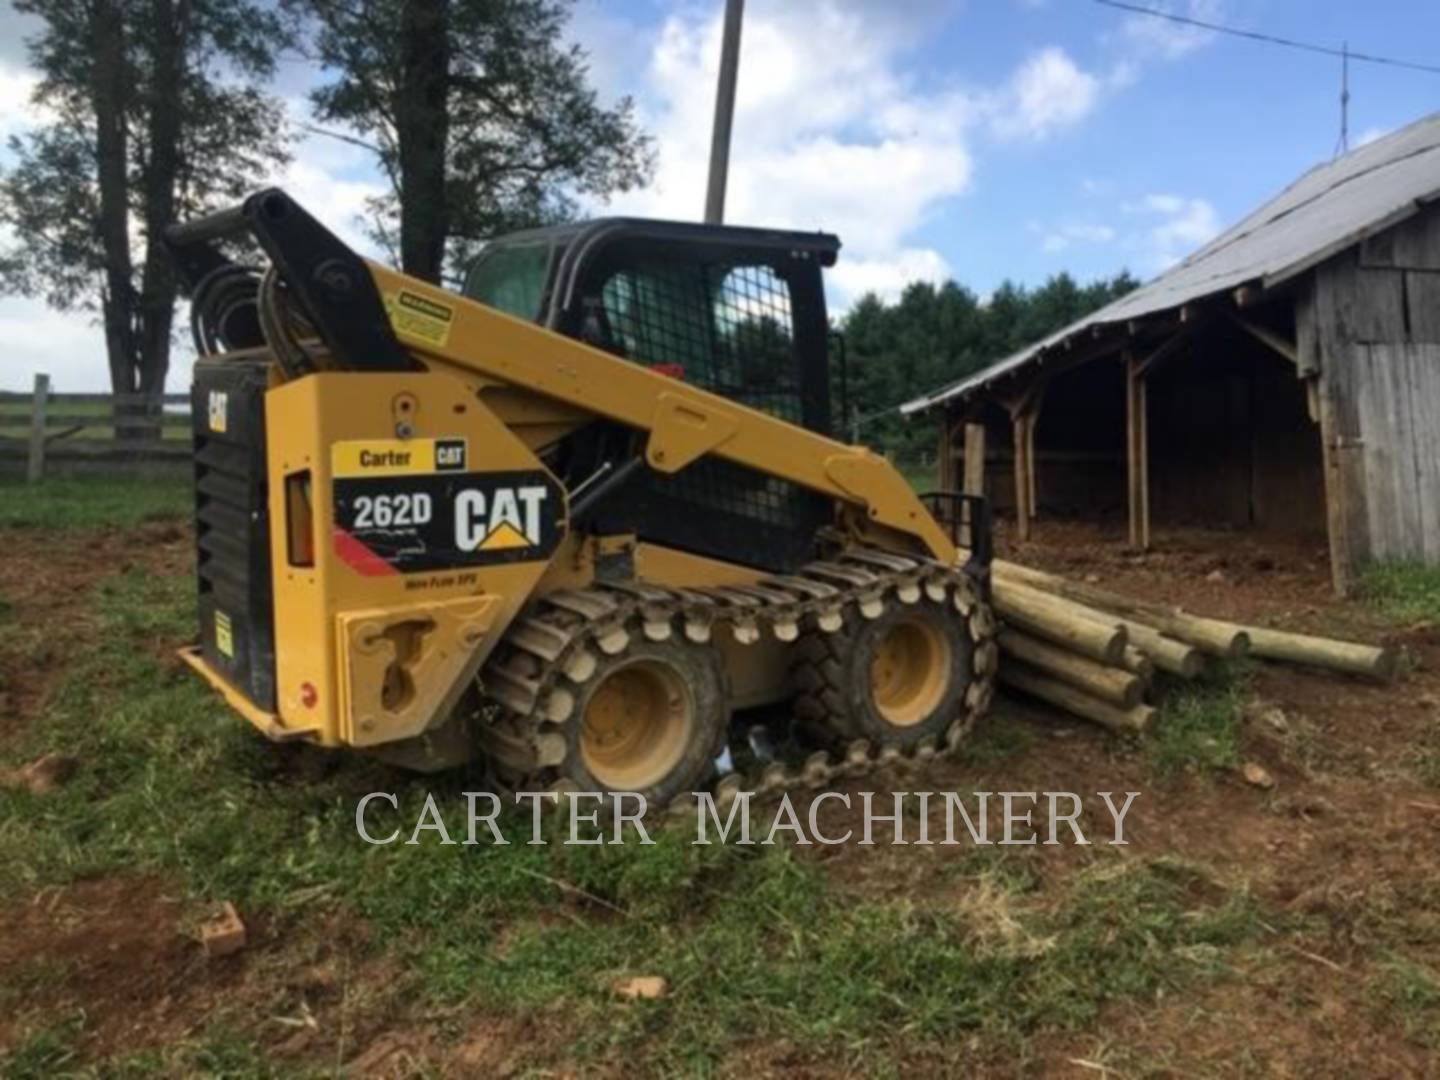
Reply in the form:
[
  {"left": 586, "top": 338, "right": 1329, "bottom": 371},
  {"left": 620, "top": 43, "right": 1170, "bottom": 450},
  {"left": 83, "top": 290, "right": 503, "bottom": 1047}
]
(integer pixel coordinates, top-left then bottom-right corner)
[
  {"left": 365, "top": 259, "right": 958, "bottom": 564},
  {"left": 478, "top": 521, "right": 530, "bottom": 550},
  {"left": 632, "top": 542, "right": 763, "bottom": 587},
  {"left": 331, "top": 437, "right": 466, "bottom": 477},
  {"left": 260, "top": 369, "right": 567, "bottom": 747},
  {"left": 869, "top": 616, "right": 951, "bottom": 727},
  {"left": 336, "top": 595, "right": 498, "bottom": 746},
  {"left": 192, "top": 248, "right": 968, "bottom": 758},
  {"left": 180, "top": 647, "right": 296, "bottom": 739}
]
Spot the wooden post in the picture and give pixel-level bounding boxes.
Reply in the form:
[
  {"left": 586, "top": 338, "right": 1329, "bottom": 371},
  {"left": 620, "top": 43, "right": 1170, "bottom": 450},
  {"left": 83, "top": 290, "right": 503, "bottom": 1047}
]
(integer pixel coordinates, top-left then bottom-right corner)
[
  {"left": 26, "top": 373, "right": 50, "bottom": 484},
  {"left": 1005, "top": 385, "right": 1043, "bottom": 542},
  {"left": 936, "top": 415, "right": 955, "bottom": 492},
  {"left": 1315, "top": 374, "right": 1353, "bottom": 596},
  {"left": 1012, "top": 410, "right": 1031, "bottom": 541},
  {"left": 1024, "top": 408, "right": 1038, "bottom": 521},
  {"left": 962, "top": 422, "right": 986, "bottom": 497},
  {"left": 1124, "top": 350, "right": 1150, "bottom": 550}
]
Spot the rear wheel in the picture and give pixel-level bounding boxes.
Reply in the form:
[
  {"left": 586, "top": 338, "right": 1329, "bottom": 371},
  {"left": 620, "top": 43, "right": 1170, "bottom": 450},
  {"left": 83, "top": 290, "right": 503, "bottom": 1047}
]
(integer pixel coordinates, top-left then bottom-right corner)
[{"left": 560, "top": 638, "right": 727, "bottom": 803}]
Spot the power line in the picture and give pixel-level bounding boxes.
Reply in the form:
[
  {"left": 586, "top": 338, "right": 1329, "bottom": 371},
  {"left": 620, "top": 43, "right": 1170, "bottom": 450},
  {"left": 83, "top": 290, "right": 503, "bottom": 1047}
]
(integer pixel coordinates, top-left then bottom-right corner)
[
  {"left": 1336, "top": 42, "right": 1351, "bottom": 157},
  {"left": 1093, "top": 0, "right": 1440, "bottom": 75}
]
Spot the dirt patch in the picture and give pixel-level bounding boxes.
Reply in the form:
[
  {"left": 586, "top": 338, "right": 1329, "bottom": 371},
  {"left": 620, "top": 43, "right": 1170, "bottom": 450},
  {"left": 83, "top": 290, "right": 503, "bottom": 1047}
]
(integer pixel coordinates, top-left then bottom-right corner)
[
  {"left": 0, "top": 876, "right": 409, "bottom": 1068},
  {"left": 339, "top": 1013, "right": 574, "bottom": 1078},
  {"left": 0, "top": 876, "right": 201, "bottom": 1057},
  {"left": 0, "top": 521, "right": 192, "bottom": 743},
  {"left": 794, "top": 522, "right": 1440, "bottom": 1074}
]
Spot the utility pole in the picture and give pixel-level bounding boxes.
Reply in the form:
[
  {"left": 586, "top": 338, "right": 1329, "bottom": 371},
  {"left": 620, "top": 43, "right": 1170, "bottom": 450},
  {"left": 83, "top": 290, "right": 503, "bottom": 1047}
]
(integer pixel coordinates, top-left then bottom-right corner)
[{"left": 704, "top": 0, "right": 744, "bottom": 224}]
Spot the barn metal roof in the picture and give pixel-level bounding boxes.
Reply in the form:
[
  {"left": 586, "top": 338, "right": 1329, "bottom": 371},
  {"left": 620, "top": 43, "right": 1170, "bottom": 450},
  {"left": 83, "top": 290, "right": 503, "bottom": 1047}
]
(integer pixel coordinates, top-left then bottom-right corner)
[{"left": 901, "top": 111, "right": 1440, "bottom": 415}]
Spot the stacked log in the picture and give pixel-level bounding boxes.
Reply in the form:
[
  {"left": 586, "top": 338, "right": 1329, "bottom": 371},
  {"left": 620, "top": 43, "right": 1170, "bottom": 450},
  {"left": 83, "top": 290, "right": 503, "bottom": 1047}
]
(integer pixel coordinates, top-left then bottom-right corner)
[{"left": 988, "top": 558, "right": 1397, "bottom": 733}]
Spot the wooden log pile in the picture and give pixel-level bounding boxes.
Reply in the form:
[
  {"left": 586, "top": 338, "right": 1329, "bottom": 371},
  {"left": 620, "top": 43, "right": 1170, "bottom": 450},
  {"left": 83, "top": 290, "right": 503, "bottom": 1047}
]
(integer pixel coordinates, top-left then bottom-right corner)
[{"left": 990, "top": 559, "right": 1397, "bottom": 732}]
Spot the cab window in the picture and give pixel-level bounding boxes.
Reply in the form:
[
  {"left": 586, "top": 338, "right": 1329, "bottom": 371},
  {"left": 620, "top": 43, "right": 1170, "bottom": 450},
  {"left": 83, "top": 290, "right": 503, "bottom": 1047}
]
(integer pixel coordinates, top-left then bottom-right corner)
[{"left": 463, "top": 242, "right": 550, "bottom": 321}]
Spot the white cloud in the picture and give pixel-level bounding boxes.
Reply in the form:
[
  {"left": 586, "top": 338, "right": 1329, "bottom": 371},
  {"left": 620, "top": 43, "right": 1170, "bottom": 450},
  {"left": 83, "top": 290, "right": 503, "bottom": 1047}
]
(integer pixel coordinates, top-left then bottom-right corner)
[
  {"left": 595, "top": 0, "right": 981, "bottom": 307},
  {"left": 593, "top": 3, "right": 1108, "bottom": 307},
  {"left": 1125, "top": 193, "right": 1183, "bottom": 215},
  {"left": 992, "top": 47, "right": 1100, "bottom": 141},
  {"left": 268, "top": 99, "right": 389, "bottom": 257},
  {"left": 1039, "top": 222, "right": 1117, "bottom": 253},
  {"left": 0, "top": 62, "right": 46, "bottom": 137},
  {"left": 0, "top": 296, "right": 106, "bottom": 392},
  {"left": 1033, "top": 191, "right": 1220, "bottom": 270},
  {"left": 1126, "top": 192, "right": 1221, "bottom": 269},
  {"left": 1117, "top": 0, "right": 1225, "bottom": 60},
  {"left": 829, "top": 248, "right": 952, "bottom": 303}
]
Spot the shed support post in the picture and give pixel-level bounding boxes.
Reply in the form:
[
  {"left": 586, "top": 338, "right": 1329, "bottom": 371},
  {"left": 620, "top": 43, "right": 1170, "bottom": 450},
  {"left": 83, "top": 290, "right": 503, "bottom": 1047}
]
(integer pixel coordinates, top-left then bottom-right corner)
[
  {"left": 962, "top": 422, "right": 986, "bottom": 498},
  {"left": 1011, "top": 414, "right": 1028, "bottom": 541},
  {"left": 1125, "top": 350, "right": 1150, "bottom": 550},
  {"left": 936, "top": 414, "right": 955, "bottom": 492},
  {"left": 1008, "top": 397, "right": 1040, "bottom": 543},
  {"left": 1025, "top": 412, "right": 1038, "bottom": 521}
]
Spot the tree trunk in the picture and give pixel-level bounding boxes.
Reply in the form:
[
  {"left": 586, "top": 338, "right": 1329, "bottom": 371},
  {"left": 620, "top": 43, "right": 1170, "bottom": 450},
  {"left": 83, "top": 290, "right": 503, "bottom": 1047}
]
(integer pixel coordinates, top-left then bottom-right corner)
[
  {"left": 134, "top": 0, "right": 186, "bottom": 438},
  {"left": 395, "top": 0, "right": 451, "bottom": 283},
  {"left": 92, "top": 0, "right": 137, "bottom": 397}
]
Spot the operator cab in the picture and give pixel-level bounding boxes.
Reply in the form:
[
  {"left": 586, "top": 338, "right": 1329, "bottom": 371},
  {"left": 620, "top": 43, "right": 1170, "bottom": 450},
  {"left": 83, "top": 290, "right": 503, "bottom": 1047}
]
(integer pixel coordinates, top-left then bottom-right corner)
[
  {"left": 463, "top": 218, "right": 840, "bottom": 437},
  {"left": 463, "top": 219, "right": 845, "bottom": 571}
]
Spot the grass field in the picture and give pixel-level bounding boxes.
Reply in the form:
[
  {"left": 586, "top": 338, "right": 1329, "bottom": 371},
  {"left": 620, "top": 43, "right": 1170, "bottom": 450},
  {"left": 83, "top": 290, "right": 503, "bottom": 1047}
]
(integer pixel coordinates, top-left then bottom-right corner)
[
  {"left": 0, "top": 474, "right": 191, "bottom": 529},
  {"left": 1, "top": 475, "right": 1438, "bottom": 1075},
  {"left": 0, "top": 557, "right": 1272, "bottom": 1074}
]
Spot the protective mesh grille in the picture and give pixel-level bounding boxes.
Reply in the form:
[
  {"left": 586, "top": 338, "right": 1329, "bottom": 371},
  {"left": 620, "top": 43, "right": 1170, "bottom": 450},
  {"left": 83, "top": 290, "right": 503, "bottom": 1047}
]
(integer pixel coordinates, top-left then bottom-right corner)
[
  {"left": 591, "top": 257, "right": 828, "bottom": 566},
  {"left": 599, "top": 260, "right": 800, "bottom": 422}
]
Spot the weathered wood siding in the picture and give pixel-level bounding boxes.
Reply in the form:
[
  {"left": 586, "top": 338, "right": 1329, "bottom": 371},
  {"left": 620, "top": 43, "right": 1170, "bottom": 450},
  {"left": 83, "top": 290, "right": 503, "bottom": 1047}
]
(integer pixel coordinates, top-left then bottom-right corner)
[{"left": 1308, "top": 204, "right": 1440, "bottom": 574}]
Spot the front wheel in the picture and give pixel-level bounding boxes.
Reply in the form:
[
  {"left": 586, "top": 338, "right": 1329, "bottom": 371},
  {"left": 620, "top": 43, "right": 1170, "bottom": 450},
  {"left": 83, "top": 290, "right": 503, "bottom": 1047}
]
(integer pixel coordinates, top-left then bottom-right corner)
[{"left": 793, "top": 588, "right": 983, "bottom": 750}]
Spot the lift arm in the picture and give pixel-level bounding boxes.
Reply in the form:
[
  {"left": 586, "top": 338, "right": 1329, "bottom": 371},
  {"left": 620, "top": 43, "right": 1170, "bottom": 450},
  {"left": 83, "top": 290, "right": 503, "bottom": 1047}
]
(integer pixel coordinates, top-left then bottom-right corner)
[{"left": 165, "top": 188, "right": 958, "bottom": 564}]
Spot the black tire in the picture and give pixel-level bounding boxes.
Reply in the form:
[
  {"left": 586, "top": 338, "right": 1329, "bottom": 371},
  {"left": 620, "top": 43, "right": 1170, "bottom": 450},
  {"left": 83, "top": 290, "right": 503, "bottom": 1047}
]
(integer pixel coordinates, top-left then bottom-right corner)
[
  {"left": 793, "top": 595, "right": 975, "bottom": 750},
  {"left": 557, "top": 635, "right": 728, "bottom": 806}
]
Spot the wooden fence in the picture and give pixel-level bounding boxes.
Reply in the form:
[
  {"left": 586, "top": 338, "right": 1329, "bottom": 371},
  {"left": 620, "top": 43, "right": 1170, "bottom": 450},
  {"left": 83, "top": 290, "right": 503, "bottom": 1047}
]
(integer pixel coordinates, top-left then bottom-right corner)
[{"left": 1, "top": 374, "right": 192, "bottom": 481}]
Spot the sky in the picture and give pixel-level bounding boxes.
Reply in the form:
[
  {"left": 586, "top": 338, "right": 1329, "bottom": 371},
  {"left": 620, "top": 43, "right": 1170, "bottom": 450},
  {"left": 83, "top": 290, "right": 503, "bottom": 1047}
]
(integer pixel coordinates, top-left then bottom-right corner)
[{"left": 1, "top": 0, "right": 1439, "bottom": 391}]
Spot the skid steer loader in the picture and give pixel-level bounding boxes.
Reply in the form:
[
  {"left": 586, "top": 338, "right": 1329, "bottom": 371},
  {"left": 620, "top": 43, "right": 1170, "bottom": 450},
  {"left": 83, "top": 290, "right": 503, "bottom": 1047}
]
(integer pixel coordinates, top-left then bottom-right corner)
[{"left": 165, "top": 189, "right": 996, "bottom": 807}]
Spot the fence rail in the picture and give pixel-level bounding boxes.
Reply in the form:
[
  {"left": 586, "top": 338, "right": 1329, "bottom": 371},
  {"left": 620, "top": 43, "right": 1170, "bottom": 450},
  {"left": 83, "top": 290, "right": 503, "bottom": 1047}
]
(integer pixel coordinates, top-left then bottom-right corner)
[{"left": 1, "top": 374, "right": 193, "bottom": 481}]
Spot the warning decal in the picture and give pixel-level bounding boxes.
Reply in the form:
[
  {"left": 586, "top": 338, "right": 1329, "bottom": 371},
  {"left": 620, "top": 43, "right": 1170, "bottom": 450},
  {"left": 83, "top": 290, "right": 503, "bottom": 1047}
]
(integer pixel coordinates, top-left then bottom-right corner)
[
  {"left": 386, "top": 289, "right": 454, "bottom": 347},
  {"left": 214, "top": 610, "right": 235, "bottom": 658},
  {"left": 332, "top": 469, "right": 564, "bottom": 575}
]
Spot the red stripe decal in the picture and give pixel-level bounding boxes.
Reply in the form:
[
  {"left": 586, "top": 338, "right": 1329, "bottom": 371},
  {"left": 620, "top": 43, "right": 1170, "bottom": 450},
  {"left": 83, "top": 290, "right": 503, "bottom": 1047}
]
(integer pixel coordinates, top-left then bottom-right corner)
[{"left": 332, "top": 527, "right": 399, "bottom": 577}]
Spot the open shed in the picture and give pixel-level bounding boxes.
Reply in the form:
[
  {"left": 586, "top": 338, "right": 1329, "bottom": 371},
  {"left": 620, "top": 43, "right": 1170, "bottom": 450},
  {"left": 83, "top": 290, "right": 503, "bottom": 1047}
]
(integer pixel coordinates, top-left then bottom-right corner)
[{"left": 903, "top": 114, "right": 1440, "bottom": 593}]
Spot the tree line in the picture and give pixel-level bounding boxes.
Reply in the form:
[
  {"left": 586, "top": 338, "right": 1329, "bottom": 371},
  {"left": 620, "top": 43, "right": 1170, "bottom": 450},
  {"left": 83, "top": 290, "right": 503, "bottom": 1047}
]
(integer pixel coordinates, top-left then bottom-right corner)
[
  {"left": 837, "top": 271, "right": 1139, "bottom": 464},
  {"left": 0, "top": 0, "right": 652, "bottom": 401}
]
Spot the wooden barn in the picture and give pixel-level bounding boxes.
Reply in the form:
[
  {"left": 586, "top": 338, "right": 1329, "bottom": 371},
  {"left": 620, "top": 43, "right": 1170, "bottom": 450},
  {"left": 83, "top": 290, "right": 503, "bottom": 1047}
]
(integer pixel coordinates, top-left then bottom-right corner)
[{"left": 903, "top": 114, "right": 1440, "bottom": 593}]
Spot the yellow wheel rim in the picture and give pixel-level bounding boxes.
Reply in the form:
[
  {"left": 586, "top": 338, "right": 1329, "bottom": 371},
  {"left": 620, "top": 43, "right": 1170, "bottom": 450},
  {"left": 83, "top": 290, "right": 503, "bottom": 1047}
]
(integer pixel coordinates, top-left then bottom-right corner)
[
  {"left": 868, "top": 616, "right": 953, "bottom": 728},
  {"left": 580, "top": 659, "right": 694, "bottom": 790}
]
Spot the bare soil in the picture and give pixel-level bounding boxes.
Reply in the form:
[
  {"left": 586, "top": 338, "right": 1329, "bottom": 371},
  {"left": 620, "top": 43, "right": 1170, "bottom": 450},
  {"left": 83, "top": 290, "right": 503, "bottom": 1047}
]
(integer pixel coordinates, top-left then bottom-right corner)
[{"left": 0, "top": 521, "right": 192, "bottom": 743}]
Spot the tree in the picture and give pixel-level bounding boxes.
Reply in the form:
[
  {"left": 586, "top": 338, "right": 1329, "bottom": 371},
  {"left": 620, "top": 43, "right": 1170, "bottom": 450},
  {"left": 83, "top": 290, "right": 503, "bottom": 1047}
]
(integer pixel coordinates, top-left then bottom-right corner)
[
  {"left": 836, "top": 269, "right": 1140, "bottom": 464},
  {"left": 0, "top": 0, "right": 291, "bottom": 406},
  {"left": 299, "top": 0, "right": 653, "bottom": 284}
]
